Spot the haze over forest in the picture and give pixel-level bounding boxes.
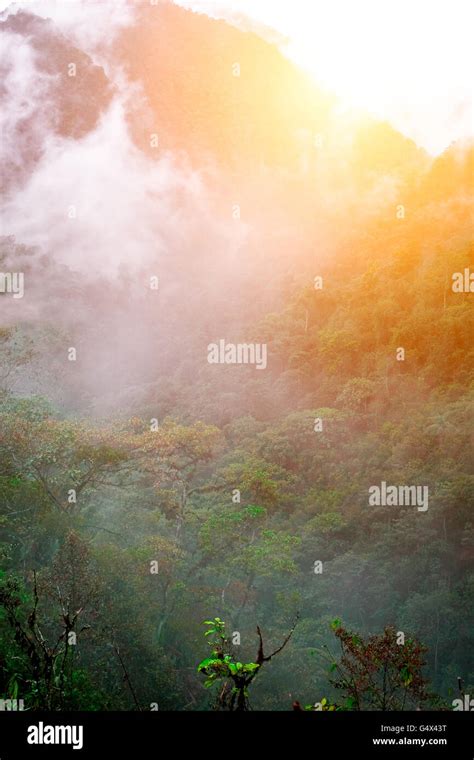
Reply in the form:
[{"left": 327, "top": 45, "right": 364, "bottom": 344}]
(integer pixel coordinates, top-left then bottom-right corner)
[{"left": 0, "top": 0, "right": 472, "bottom": 712}]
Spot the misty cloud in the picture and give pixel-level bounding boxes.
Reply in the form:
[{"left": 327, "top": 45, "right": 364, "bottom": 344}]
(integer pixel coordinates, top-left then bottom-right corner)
[{"left": 0, "top": 0, "right": 135, "bottom": 55}]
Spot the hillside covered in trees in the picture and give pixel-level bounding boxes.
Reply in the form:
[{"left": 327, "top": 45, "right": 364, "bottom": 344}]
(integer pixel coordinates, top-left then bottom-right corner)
[{"left": 0, "top": 0, "right": 472, "bottom": 712}]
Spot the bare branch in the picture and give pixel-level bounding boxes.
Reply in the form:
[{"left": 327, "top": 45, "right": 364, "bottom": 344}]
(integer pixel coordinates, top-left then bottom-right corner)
[{"left": 256, "top": 614, "right": 299, "bottom": 665}]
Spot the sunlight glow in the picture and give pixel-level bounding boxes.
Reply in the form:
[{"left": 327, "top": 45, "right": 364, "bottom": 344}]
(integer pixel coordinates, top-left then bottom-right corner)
[{"left": 178, "top": 0, "right": 474, "bottom": 154}]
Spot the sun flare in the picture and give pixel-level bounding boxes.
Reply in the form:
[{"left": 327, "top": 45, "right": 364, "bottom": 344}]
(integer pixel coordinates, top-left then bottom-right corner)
[{"left": 179, "top": 0, "right": 474, "bottom": 154}]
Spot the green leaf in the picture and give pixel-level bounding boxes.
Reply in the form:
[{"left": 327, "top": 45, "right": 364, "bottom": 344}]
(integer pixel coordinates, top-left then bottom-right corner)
[{"left": 197, "top": 657, "right": 217, "bottom": 671}]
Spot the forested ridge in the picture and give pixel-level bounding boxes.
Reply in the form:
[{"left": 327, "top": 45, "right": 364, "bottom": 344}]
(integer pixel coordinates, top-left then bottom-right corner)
[{"left": 0, "top": 0, "right": 473, "bottom": 712}]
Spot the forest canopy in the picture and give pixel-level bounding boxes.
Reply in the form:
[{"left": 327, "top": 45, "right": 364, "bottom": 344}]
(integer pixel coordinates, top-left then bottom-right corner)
[{"left": 0, "top": 0, "right": 472, "bottom": 713}]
